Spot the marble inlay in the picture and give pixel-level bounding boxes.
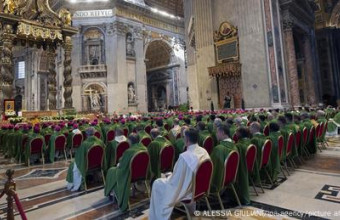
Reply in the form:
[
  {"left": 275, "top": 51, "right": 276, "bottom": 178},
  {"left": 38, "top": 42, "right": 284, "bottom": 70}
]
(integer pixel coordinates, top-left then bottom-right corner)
[
  {"left": 315, "top": 185, "right": 340, "bottom": 204},
  {"left": 15, "top": 168, "right": 67, "bottom": 180}
]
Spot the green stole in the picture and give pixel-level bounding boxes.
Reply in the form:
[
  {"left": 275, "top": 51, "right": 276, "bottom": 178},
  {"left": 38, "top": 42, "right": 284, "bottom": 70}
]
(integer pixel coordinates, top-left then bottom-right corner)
[
  {"left": 235, "top": 138, "right": 251, "bottom": 205},
  {"left": 210, "top": 140, "right": 237, "bottom": 193},
  {"left": 250, "top": 133, "right": 267, "bottom": 184},
  {"left": 105, "top": 137, "right": 127, "bottom": 170},
  {"left": 268, "top": 132, "right": 281, "bottom": 182},
  {"left": 47, "top": 132, "right": 64, "bottom": 163},
  {"left": 104, "top": 143, "right": 147, "bottom": 211}
]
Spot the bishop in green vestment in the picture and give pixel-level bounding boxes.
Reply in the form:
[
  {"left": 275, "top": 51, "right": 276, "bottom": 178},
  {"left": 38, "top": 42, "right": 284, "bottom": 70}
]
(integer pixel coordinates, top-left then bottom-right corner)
[
  {"left": 47, "top": 126, "right": 64, "bottom": 163},
  {"left": 66, "top": 127, "right": 106, "bottom": 191},
  {"left": 105, "top": 128, "right": 127, "bottom": 169},
  {"left": 104, "top": 133, "right": 148, "bottom": 211},
  {"left": 24, "top": 126, "right": 46, "bottom": 165},
  {"left": 210, "top": 124, "right": 237, "bottom": 193},
  {"left": 148, "top": 128, "right": 172, "bottom": 181}
]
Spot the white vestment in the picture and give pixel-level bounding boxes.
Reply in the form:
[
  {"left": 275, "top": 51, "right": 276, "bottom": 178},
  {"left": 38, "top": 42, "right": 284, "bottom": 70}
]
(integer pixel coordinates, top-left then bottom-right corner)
[{"left": 149, "top": 144, "right": 210, "bottom": 220}]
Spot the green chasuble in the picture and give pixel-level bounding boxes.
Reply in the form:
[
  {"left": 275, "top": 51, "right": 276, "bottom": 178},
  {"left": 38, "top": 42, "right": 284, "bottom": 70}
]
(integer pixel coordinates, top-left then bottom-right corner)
[
  {"left": 104, "top": 143, "right": 147, "bottom": 211},
  {"left": 24, "top": 133, "right": 46, "bottom": 163},
  {"left": 210, "top": 140, "right": 237, "bottom": 193},
  {"left": 3, "top": 129, "right": 14, "bottom": 156},
  {"left": 174, "top": 138, "right": 185, "bottom": 162},
  {"left": 279, "top": 127, "right": 289, "bottom": 161},
  {"left": 138, "top": 130, "right": 151, "bottom": 140},
  {"left": 66, "top": 136, "right": 107, "bottom": 185},
  {"left": 7, "top": 130, "right": 18, "bottom": 158},
  {"left": 47, "top": 132, "right": 64, "bottom": 163},
  {"left": 15, "top": 130, "right": 29, "bottom": 161},
  {"left": 235, "top": 138, "right": 251, "bottom": 205},
  {"left": 105, "top": 137, "right": 128, "bottom": 170},
  {"left": 286, "top": 123, "right": 299, "bottom": 158},
  {"left": 199, "top": 130, "right": 211, "bottom": 146},
  {"left": 148, "top": 136, "right": 172, "bottom": 180},
  {"left": 301, "top": 120, "right": 316, "bottom": 154},
  {"left": 250, "top": 133, "right": 267, "bottom": 184},
  {"left": 268, "top": 132, "right": 281, "bottom": 182}
]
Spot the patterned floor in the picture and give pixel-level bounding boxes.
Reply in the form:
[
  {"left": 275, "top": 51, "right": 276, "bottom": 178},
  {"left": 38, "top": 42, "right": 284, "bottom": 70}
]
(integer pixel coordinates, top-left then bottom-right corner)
[{"left": 0, "top": 136, "right": 340, "bottom": 219}]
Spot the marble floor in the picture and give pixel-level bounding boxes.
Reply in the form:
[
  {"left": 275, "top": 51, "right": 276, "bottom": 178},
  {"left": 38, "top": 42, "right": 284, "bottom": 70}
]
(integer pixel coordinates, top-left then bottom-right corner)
[{"left": 1, "top": 136, "right": 340, "bottom": 220}]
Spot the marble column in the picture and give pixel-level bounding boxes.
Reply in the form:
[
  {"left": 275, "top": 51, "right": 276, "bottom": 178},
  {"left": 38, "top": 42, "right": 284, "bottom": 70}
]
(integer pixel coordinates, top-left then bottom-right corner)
[
  {"left": 0, "top": 24, "right": 15, "bottom": 103},
  {"left": 48, "top": 47, "right": 57, "bottom": 110},
  {"left": 283, "top": 19, "right": 300, "bottom": 107},
  {"left": 303, "top": 34, "right": 317, "bottom": 105},
  {"left": 63, "top": 36, "right": 73, "bottom": 109}
]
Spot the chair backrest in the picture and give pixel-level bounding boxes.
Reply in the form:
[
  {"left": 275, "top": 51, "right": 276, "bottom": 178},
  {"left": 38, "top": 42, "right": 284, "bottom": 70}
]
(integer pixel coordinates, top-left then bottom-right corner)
[
  {"left": 22, "top": 136, "right": 28, "bottom": 150},
  {"left": 232, "top": 134, "right": 239, "bottom": 143},
  {"left": 324, "top": 122, "right": 328, "bottom": 135},
  {"left": 106, "top": 130, "right": 115, "bottom": 143},
  {"left": 94, "top": 131, "right": 101, "bottom": 139},
  {"left": 295, "top": 131, "right": 301, "bottom": 149},
  {"left": 263, "top": 125, "right": 269, "bottom": 136},
  {"left": 130, "top": 151, "right": 150, "bottom": 182},
  {"left": 160, "top": 145, "right": 175, "bottom": 172},
  {"left": 164, "top": 124, "right": 170, "bottom": 131},
  {"left": 319, "top": 123, "right": 325, "bottom": 138},
  {"left": 140, "top": 137, "right": 152, "bottom": 147},
  {"left": 44, "top": 134, "right": 51, "bottom": 146},
  {"left": 302, "top": 127, "right": 308, "bottom": 145},
  {"left": 123, "top": 128, "right": 129, "bottom": 137},
  {"left": 30, "top": 138, "right": 44, "bottom": 154},
  {"left": 278, "top": 135, "right": 284, "bottom": 160},
  {"left": 202, "top": 136, "right": 214, "bottom": 154},
  {"left": 63, "top": 132, "right": 69, "bottom": 138},
  {"left": 286, "top": 133, "right": 294, "bottom": 157},
  {"left": 193, "top": 159, "right": 213, "bottom": 201},
  {"left": 245, "top": 144, "right": 257, "bottom": 173},
  {"left": 72, "top": 133, "right": 83, "bottom": 149},
  {"left": 223, "top": 150, "right": 239, "bottom": 187},
  {"left": 144, "top": 125, "right": 152, "bottom": 134},
  {"left": 116, "top": 141, "right": 130, "bottom": 164},
  {"left": 260, "top": 140, "right": 272, "bottom": 169},
  {"left": 176, "top": 132, "right": 181, "bottom": 140},
  {"left": 165, "top": 134, "right": 170, "bottom": 140},
  {"left": 87, "top": 145, "right": 104, "bottom": 170},
  {"left": 55, "top": 135, "right": 67, "bottom": 151}
]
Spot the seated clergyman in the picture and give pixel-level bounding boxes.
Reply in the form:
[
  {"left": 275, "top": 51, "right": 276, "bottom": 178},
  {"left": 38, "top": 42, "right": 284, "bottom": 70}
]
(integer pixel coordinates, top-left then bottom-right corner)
[
  {"left": 66, "top": 127, "right": 106, "bottom": 191},
  {"left": 149, "top": 127, "right": 210, "bottom": 220},
  {"left": 104, "top": 133, "right": 147, "bottom": 211}
]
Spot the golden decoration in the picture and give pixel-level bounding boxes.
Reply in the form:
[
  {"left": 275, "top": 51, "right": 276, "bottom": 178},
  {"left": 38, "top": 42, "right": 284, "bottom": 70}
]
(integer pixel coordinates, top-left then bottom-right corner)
[
  {"left": 16, "top": 22, "right": 63, "bottom": 40},
  {"left": 2, "top": 0, "right": 17, "bottom": 14},
  {"left": 59, "top": 8, "right": 72, "bottom": 26}
]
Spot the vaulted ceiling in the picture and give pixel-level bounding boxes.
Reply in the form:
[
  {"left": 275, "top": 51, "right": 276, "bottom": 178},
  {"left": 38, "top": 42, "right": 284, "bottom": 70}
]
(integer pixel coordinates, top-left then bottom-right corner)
[{"left": 145, "top": 0, "right": 184, "bottom": 17}]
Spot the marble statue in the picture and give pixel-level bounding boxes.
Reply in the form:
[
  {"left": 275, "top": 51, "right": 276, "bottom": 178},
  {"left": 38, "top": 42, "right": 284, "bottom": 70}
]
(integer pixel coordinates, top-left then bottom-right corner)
[
  {"left": 91, "top": 91, "right": 101, "bottom": 108},
  {"left": 128, "top": 84, "right": 135, "bottom": 103}
]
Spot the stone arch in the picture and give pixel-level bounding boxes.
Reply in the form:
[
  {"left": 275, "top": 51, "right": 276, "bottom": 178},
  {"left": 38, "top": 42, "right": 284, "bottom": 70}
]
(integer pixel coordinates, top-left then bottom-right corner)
[{"left": 144, "top": 39, "right": 177, "bottom": 68}]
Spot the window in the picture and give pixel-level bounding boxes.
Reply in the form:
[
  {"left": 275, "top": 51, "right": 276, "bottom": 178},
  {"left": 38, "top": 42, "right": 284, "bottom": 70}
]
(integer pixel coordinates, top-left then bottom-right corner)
[{"left": 18, "top": 61, "right": 25, "bottom": 79}]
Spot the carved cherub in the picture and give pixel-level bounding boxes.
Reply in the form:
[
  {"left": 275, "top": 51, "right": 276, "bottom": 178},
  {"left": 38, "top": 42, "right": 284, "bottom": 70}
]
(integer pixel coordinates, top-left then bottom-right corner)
[
  {"left": 2, "top": 0, "right": 17, "bottom": 14},
  {"left": 58, "top": 8, "right": 72, "bottom": 26}
]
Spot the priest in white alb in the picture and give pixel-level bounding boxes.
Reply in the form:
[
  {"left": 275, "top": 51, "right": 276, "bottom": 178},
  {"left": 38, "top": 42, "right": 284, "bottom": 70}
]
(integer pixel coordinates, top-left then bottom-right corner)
[{"left": 149, "top": 127, "right": 210, "bottom": 220}]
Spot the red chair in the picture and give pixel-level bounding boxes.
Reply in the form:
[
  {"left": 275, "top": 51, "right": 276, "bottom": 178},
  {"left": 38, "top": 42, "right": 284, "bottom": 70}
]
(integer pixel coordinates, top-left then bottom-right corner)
[
  {"left": 263, "top": 125, "right": 269, "bottom": 136},
  {"left": 277, "top": 135, "right": 288, "bottom": 178},
  {"left": 140, "top": 137, "right": 152, "bottom": 147},
  {"left": 202, "top": 136, "right": 214, "bottom": 154},
  {"left": 294, "top": 131, "right": 304, "bottom": 164},
  {"left": 285, "top": 133, "right": 296, "bottom": 169},
  {"left": 164, "top": 124, "right": 170, "bottom": 131},
  {"left": 115, "top": 141, "right": 130, "bottom": 165},
  {"left": 129, "top": 151, "right": 150, "bottom": 205},
  {"left": 246, "top": 144, "right": 258, "bottom": 196},
  {"left": 160, "top": 145, "right": 175, "bottom": 173},
  {"left": 28, "top": 138, "right": 45, "bottom": 166},
  {"left": 177, "top": 159, "right": 213, "bottom": 219},
  {"left": 94, "top": 131, "right": 101, "bottom": 139},
  {"left": 54, "top": 135, "right": 67, "bottom": 162},
  {"left": 232, "top": 133, "right": 239, "bottom": 143},
  {"left": 123, "top": 128, "right": 129, "bottom": 137},
  {"left": 70, "top": 133, "right": 83, "bottom": 159},
  {"left": 144, "top": 125, "right": 152, "bottom": 134},
  {"left": 84, "top": 145, "right": 105, "bottom": 191},
  {"left": 176, "top": 133, "right": 181, "bottom": 140},
  {"left": 106, "top": 130, "right": 115, "bottom": 144},
  {"left": 308, "top": 127, "right": 316, "bottom": 153},
  {"left": 259, "top": 140, "right": 273, "bottom": 191}
]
